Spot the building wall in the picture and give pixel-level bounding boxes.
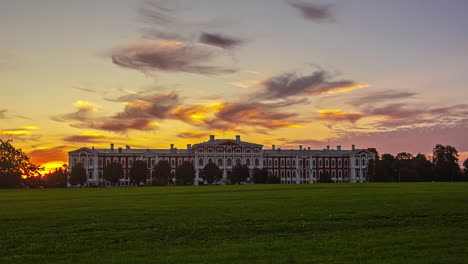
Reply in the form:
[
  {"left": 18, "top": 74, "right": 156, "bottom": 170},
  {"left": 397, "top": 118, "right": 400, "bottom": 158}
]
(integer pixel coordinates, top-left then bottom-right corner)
[{"left": 68, "top": 136, "right": 376, "bottom": 186}]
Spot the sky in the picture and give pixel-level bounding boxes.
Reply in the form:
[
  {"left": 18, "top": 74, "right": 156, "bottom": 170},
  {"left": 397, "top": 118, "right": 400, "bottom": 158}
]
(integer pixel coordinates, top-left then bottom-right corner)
[{"left": 1, "top": 0, "right": 468, "bottom": 172}]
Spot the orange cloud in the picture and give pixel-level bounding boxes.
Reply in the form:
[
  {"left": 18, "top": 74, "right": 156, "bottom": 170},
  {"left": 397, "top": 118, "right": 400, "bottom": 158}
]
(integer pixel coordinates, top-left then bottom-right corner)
[
  {"left": 171, "top": 102, "right": 224, "bottom": 124},
  {"left": 318, "top": 110, "right": 364, "bottom": 123},
  {"left": 177, "top": 131, "right": 210, "bottom": 139}
]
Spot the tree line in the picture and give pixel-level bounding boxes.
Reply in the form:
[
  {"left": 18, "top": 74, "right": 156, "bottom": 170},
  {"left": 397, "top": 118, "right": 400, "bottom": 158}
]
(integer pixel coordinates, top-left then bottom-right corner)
[
  {"left": 1, "top": 139, "right": 468, "bottom": 188},
  {"left": 367, "top": 144, "right": 468, "bottom": 182}
]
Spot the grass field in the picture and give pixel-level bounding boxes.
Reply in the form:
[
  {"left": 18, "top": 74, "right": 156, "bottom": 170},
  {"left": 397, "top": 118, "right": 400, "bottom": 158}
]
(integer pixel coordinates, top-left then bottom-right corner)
[{"left": 1, "top": 183, "right": 468, "bottom": 264}]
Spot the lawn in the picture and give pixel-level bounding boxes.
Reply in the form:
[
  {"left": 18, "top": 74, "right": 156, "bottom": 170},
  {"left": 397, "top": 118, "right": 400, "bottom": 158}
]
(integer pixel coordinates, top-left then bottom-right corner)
[{"left": 1, "top": 183, "right": 468, "bottom": 264}]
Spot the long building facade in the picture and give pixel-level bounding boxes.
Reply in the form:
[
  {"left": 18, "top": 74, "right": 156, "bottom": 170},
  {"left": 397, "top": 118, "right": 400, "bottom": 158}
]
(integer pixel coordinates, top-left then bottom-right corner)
[{"left": 68, "top": 135, "right": 376, "bottom": 186}]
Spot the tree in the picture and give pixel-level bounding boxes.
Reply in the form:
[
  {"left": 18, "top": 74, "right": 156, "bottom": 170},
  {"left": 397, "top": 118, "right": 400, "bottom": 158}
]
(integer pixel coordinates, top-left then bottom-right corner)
[
  {"left": 320, "top": 171, "right": 332, "bottom": 183},
  {"left": 229, "top": 164, "right": 250, "bottom": 184},
  {"left": 69, "top": 163, "right": 87, "bottom": 186},
  {"left": 463, "top": 158, "right": 468, "bottom": 180},
  {"left": 175, "top": 161, "right": 196, "bottom": 186},
  {"left": 0, "top": 139, "right": 41, "bottom": 188},
  {"left": 202, "top": 163, "right": 222, "bottom": 184},
  {"left": 396, "top": 152, "right": 413, "bottom": 160},
  {"left": 251, "top": 168, "right": 268, "bottom": 184},
  {"left": 432, "top": 144, "right": 461, "bottom": 182},
  {"left": 152, "top": 160, "right": 171, "bottom": 186},
  {"left": 45, "top": 167, "right": 68, "bottom": 188},
  {"left": 103, "top": 162, "right": 124, "bottom": 186},
  {"left": 412, "top": 154, "right": 434, "bottom": 182},
  {"left": 266, "top": 171, "right": 281, "bottom": 184},
  {"left": 129, "top": 160, "right": 148, "bottom": 185},
  {"left": 374, "top": 154, "right": 396, "bottom": 182},
  {"left": 367, "top": 159, "right": 376, "bottom": 182}
]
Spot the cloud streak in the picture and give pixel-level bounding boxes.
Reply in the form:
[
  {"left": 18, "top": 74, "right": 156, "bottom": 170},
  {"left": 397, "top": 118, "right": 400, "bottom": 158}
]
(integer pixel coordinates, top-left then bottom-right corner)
[
  {"left": 111, "top": 40, "right": 237, "bottom": 75},
  {"left": 286, "top": 0, "right": 335, "bottom": 23},
  {"left": 256, "top": 70, "right": 367, "bottom": 100},
  {"left": 200, "top": 33, "right": 244, "bottom": 49}
]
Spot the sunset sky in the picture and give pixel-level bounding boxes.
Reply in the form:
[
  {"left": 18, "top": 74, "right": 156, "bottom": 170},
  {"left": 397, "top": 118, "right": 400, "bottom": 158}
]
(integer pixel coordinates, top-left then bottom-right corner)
[{"left": 1, "top": 0, "right": 468, "bottom": 172}]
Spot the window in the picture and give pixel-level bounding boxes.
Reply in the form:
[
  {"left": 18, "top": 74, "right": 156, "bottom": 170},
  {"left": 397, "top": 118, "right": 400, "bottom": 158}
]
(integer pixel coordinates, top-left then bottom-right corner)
[
  {"left": 254, "top": 148, "right": 259, "bottom": 153},
  {"left": 281, "top": 159, "right": 285, "bottom": 167},
  {"left": 344, "top": 159, "right": 348, "bottom": 167},
  {"left": 198, "top": 148, "right": 204, "bottom": 153},
  {"left": 171, "top": 159, "right": 175, "bottom": 167},
  {"left": 217, "top": 148, "right": 223, "bottom": 153},
  {"left": 199, "top": 158, "right": 204, "bottom": 167},
  {"left": 121, "top": 158, "right": 125, "bottom": 167},
  {"left": 99, "top": 171, "right": 103, "bottom": 178},
  {"left": 236, "top": 148, "right": 241, "bottom": 153},
  {"left": 325, "top": 159, "right": 329, "bottom": 167},
  {"left": 312, "top": 159, "right": 316, "bottom": 167},
  {"left": 362, "top": 158, "right": 366, "bottom": 167},
  {"left": 268, "top": 159, "right": 272, "bottom": 167},
  {"left": 299, "top": 159, "right": 303, "bottom": 167},
  {"left": 208, "top": 158, "right": 213, "bottom": 164},
  {"left": 218, "top": 158, "right": 223, "bottom": 167},
  {"left": 208, "top": 148, "right": 213, "bottom": 153},
  {"left": 89, "top": 157, "right": 93, "bottom": 167},
  {"left": 332, "top": 170, "right": 336, "bottom": 178},
  {"left": 255, "top": 158, "right": 259, "bottom": 167},
  {"left": 331, "top": 159, "right": 335, "bottom": 167},
  {"left": 274, "top": 159, "right": 278, "bottom": 167},
  {"left": 236, "top": 158, "right": 241, "bottom": 165},
  {"left": 344, "top": 170, "right": 348, "bottom": 177},
  {"left": 99, "top": 158, "right": 103, "bottom": 167},
  {"left": 129, "top": 158, "right": 133, "bottom": 167},
  {"left": 306, "top": 159, "right": 310, "bottom": 167},
  {"left": 226, "top": 148, "right": 232, "bottom": 153},
  {"left": 356, "top": 158, "right": 360, "bottom": 167},
  {"left": 286, "top": 159, "right": 290, "bottom": 167},
  {"left": 88, "top": 171, "right": 93, "bottom": 179},
  {"left": 287, "top": 170, "right": 291, "bottom": 178},
  {"left": 227, "top": 158, "right": 232, "bottom": 166},
  {"left": 246, "top": 148, "right": 251, "bottom": 153},
  {"left": 281, "top": 170, "right": 285, "bottom": 178},
  {"left": 246, "top": 158, "right": 251, "bottom": 166},
  {"left": 338, "top": 159, "right": 342, "bottom": 168},
  {"left": 313, "top": 170, "right": 317, "bottom": 177},
  {"left": 292, "top": 160, "right": 296, "bottom": 167},
  {"left": 319, "top": 159, "right": 323, "bottom": 167},
  {"left": 338, "top": 170, "right": 342, "bottom": 178}
]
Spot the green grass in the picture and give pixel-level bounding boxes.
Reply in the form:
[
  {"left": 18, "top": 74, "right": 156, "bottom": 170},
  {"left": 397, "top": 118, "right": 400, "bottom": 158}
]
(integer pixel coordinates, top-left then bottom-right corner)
[{"left": 1, "top": 183, "right": 468, "bottom": 264}]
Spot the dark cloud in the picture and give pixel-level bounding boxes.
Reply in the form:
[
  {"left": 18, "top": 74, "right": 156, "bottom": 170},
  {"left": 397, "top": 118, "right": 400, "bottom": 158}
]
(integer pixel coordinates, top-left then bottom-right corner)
[
  {"left": 177, "top": 131, "right": 210, "bottom": 139},
  {"left": 73, "top": 86, "right": 98, "bottom": 94},
  {"left": 257, "top": 70, "right": 364, "bottom": 100},
  {"left": 200, "top": 33, "right": 244, "bottom": 49},
  {"left": 63, "top": 134, "right": 110, "bottom": 144},
  {"left": 349, "top": 90, "right": 418, "bottom": 106},
  {"left": 52, "top": 101, "right": 97, "bottom": 123},
  {"left": 318, "top": 110, "right": 364, "bottom": 123},
  {"left": 111, "top": 40, "right": 237, "bottom": 75},
  {"left": 172, "top": 101, "right": 303, "bottom": 131},
  {"left": 0, "top": 109, "right": 7, "bottom": 119},
  {"left": 92, "top": 118, "right": 156, "bottom": 133},
  {"left": 286, "top": 0, "right": 335, "bottom": 23},
  {"left": 112, "top": 92, "right": 181, "bottom": 120}
]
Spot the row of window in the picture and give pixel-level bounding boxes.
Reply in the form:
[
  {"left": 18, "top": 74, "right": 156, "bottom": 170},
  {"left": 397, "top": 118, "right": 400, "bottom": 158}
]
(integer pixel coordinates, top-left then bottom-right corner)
[{"left": 197, "top": 147, "right": 260, "bottom": 153}]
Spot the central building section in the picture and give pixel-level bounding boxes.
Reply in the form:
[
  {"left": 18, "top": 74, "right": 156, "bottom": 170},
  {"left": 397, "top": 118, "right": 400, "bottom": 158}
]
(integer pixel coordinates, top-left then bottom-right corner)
[{"left": 193, "top": 135, "right": 263, "bottom": 184}]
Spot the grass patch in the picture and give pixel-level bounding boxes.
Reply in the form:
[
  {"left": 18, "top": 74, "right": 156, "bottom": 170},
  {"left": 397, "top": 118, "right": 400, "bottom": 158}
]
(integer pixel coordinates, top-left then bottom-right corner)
[{"left": 1, "top": 183, "right": 467, "bottom": 263}]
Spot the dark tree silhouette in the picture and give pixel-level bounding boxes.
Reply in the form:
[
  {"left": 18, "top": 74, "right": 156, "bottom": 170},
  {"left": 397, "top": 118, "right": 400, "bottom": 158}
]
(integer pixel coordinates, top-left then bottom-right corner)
[
  {"left": 0, "top": 139, "right": 41, "bottom": 188},
  {"left": 46, "top": 167, "right": 68, "bottom": 188},
  {"left": 203, "top": 163, "right": 222, "bottom": 184},
  {"left": 175, "top": 161, "right": 196, "bottom": 186},
  {"left": 251, "top": 168, "right": 268, "bottom": 184},
  {"left": 432, "top": 144, "right": 461, "bottom": 182},
  {"left": 267, "top": 172, "right": 281, "bottom": 184},
  {"left": 152, "top": 160, "right": 171, "bottom": 186},
  {"left": 463, "top": 158, "right": 468, "bottom": 180},
  {"left": 320, "top": 171, "right": 332, "bottom": 183},
  {"left": 104, "top": 162, "right": 124, "bottom": 186},
  {"left": 396, "top": 152, "right": 413, "bottom": 160},
  {"left": 129, "top": 160, "right": 148, "bottom": 185},
  {"left": 367, "top": 159, "right": 376, "bottom": 182},
  {"left": 229, "top": 164, "right": 250, "bottom": 184},
  {"left": 69, "top": 163, "right": 87, "bottom": 186}
]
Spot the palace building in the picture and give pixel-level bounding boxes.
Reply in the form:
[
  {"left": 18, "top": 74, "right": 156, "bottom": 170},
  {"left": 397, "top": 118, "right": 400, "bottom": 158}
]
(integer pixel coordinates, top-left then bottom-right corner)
[{"left": 68, "top": 135, "right": 376, "bottom": 186}]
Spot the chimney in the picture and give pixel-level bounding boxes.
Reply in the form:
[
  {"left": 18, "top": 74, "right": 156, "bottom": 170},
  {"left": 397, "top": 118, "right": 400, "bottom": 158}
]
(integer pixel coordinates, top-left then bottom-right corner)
[
  {"left": 272, "top": 145, "right": 276, "bottom": 150},
  {"left": 352, "top": 144, "right": 355, "bottom": 151},
  {"left": 187, "top": 144, "right": 192, "bottom": 150},
  {"left": 337, "top": 145, "right": 341, "bottom": 151},
  {"left": 299, "top": 145, "right": 303, "bottom": 151},
  {"left": 308, "top": 147, "right": 311, "bottom": 150},
  {"left": 118, "top": 147, "right": 122, "bottom": 153},
  {"left": 126, "top": 145, "right": 130, "bottom": 150},
  {"left": 110, "top": 144, "right": 114, "bottom": 151},
  {"left": 236, "top": 135, "right": 241, "bottom": 141},
  {"left": 92, "top": 146, "right": 95, "bottom": 150},
  {"left": 210, "top": 135, "right": 215, "bottom": 141},
  {"left": 170, "top": 144, "right": 174, "bottom": 150},
  {"left": 327, "top": 145, "right": 330, "bottom": 150}
]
